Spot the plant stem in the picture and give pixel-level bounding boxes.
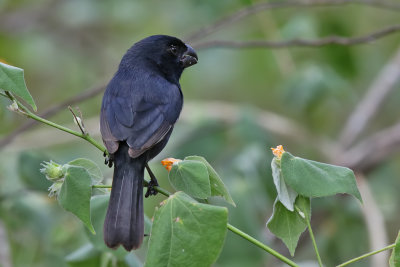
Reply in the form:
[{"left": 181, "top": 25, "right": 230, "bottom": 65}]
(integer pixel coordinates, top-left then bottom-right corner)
[
  {"left": 227, "top": 224, "right": 299, "bottom": 267},
  {"left": 295, "top": 205, "right": 323, "bottom": 267},
  {"left": 336, "top": 243, "right": 396, "bottom": 267},
  {"left": 7, "top": 93, "right": 107, "bottom": 154},
  {"left": 306, "top": 215, "right": 323, "bottom": 267}
]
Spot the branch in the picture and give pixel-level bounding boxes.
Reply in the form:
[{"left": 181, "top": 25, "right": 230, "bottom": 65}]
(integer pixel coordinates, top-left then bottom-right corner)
[
  {"left": 355, "top": 173, "right": 389, "bottom": 267},
  {"left": 227, "top": 224, "right": 299, "bottom": 267},
  {"left": 2, "top": 98, "right": 335, "bottom": 158},
  {"left": 193, "top": 24, "right": 400, "bottom": 50},
  {"left": 0, "top": 85, "right": 105, "bottom": 149},
  {"left": 3, "top": 92, "right": 106, "bottom": 154},
  {"left": 186, "top": 0, "right": 400, "bottom": 43},
  {"left": 335, "top": 121, "right": 400, "bottom": 172},
  {"left": 337, "top": 243, "right": 395, "bottom": 267},
  {"left": 339, "top": 46, "right": 400, "bottom": 147}
]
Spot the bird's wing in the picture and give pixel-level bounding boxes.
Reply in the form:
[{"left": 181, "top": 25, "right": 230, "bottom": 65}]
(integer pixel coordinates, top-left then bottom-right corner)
[{"left": 100, "top": 73, "right": 182, "bottom": 158}]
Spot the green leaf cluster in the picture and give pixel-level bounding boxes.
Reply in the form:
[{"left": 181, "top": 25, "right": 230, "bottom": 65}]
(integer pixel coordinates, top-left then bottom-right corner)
[
  {"left": 267, "top": 151, "right": 362, "bottom": 256},
  {"left": 39, "top": 156, "right": 233, "bottom": 267},
  {"left": 41, "top": 158, "right": 104, "bottom": 234}
]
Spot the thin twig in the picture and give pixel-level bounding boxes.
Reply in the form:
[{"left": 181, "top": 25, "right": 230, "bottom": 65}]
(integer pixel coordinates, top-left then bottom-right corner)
[
  {"left": 4, "top": 92, "right": 106, "bottom": 154},
  {"left": 0, "top": 85, "right": 105, "bottom": 149},
  {"left": 193, "top": 25, "right": 400, "bottom": 50},
  {"left": 337, "top": 243, "right": 395, "bottom": 267},
  {"left": 338, "top": 46, "right": 400, "bottom": 147},
  {"left": 295, "top": 205, "right": 323, "bottom": 266},
  {"left": 335, "top": 121, "right": 400, "bottom": 172},
  {"left": 186, "top": 0, "right": 400, "bottom": 43},
  {"left": 68, "top": 106, "right": 86, "bottom": 135},
  {"left": 355, "top": 173, "right": 389, "bottom": 267},
  {"left": 227, "top": 224, "right": 300, "bottom": 267}
]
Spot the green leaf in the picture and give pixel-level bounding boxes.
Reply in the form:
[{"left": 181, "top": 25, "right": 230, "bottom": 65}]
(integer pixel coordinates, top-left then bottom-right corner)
[
  {"left": 67, "top": 158, "right": 103, "bottom": 184},
  {"left": 271, "top": 157, "right": 297, "bottom": 211},
  {"left": 84, "top": 195, "right": 128, "bottom": 259},
  {"left": 169, "top": 160, "right": 211, "bottom": 199},
  {"left": 390, "top": 231, "right": 400, "bottom": 267},
  {"left": 185, "top": 155, "right": 236, "bottom": 206},
  {"left": 0, "top": 62, "right": 36, "bottom": 111},
  {"left": 145, "top": 192, "right": 228, "bottom": 267},
  {"left": 267, "top": 196, "right": 310, "bottom": 256},
  {"left": 281, "top": 152, "right": 362, "bottom": 202},
  {"left": 58, "top": 166, "right": 95, "bottom": 234}
]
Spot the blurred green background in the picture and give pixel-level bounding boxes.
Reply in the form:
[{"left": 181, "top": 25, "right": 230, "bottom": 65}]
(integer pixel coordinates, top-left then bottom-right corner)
[{"left": 1, "top": 0, "right": 400, "bottom": 266}]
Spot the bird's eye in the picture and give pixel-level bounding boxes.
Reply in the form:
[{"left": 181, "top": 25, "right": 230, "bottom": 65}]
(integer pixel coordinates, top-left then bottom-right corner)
[{"left": 169, "top": 45, "right": 178, "bottom": 55}]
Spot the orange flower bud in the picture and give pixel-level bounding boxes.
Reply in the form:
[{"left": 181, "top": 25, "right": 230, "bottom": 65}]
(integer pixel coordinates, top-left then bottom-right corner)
[
  {"left": 271, "top": 145, "right": 285, "bottom": 159},
  {"left": 161, "top": 157, "right": 182, "bottom": 171}
]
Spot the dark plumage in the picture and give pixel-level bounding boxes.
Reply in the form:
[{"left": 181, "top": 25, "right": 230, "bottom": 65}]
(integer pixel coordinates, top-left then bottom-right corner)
[{"left": 100, "top": 35, "right": 198, "bottom": 251}]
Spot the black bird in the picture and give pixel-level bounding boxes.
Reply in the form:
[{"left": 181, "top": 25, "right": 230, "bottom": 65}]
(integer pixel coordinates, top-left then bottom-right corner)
[{"left": 100, "top": 35, "right": 198, "bottom": 251}]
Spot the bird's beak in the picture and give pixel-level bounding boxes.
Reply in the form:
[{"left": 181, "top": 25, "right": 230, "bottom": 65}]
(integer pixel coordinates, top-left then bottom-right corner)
[{"left": 181, "top": 44, "right": 198, "bottom": 68}]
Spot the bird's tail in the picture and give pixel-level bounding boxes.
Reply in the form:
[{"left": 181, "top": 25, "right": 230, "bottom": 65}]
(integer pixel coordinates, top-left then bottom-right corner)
[{"left": 103, "top": 143, "right": 144, "bottom": 251}]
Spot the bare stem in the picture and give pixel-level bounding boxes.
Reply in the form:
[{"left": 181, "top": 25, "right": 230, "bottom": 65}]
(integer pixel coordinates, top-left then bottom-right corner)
[
  {"left": 295, "top": 205, "right": 323, "bottom": 267},
  {"left": 3, "top": 92, "right": 107, "bottom": 155},
  {"left": 336, "top": 243, "right": 396, "bottom": 267},
  {"left": 227, "top": 224, "right": 300, "bottom": 267}
]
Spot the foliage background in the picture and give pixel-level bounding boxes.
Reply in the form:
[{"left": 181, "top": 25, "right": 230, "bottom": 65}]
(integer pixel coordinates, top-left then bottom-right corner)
[{"left": 1, "top": 0, "right": 400, "bottom": 266}]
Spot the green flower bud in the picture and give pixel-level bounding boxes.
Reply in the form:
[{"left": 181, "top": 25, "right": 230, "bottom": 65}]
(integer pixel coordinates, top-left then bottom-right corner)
[{"left": 40, "top": 161, "right": 65, "bottom": 181}]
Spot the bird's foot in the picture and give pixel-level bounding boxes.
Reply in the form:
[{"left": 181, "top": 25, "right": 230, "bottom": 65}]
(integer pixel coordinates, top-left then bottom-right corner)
[
  {"left": 104, "top": 152, "right": 114, "bottom": 168},
  {"left": 145, "top": 163, "right": 159, "bottom": 197},
  {"left": 145, "top": 178, "right": 159, "bottom": 198}
]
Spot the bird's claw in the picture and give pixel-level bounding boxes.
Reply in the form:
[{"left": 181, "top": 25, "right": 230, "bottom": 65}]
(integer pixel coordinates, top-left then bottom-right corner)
[
  {"left": 145, "top": 179, "right": 159, "bottom": 198},
  {"left": 104, "top": 152, "right": 114, "bottom": 168}
]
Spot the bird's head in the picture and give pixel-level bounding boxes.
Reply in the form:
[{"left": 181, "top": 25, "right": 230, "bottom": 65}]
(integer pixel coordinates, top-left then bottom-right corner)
[{"left": 121, "top": 35, "right": 198, "bottom": 84}]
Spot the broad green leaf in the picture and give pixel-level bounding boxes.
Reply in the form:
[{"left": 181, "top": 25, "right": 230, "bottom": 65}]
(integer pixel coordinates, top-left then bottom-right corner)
[
  {"left": 67, "top": 158, "right": 103, "bottom": 184},
  {"left": 390, "top": 231, "right": 400, "bottom": 267},
  {"left": 185, "top": 155, "right": 236, "bottom": 206},
  {"left": 267, "top": 196, "right": 310, "bottom": 256},
  {"left": 271, "top": 157, "right": 297, "bottom": 211},
  {"left": 84, "top": 195, "right": 128, "bottom": 259},
  {"left": 58, "top": 166, "right": 95, "bottom": 234},
  {"left": 169, "top": 160, "right": 211, "bottom": 199},
  {"left": 281, "top": 152, "right": 362, "bottom": 202},
  {"left": 0, "top": 62, "right": 36, "bottom": 111},
  {"left": 145, "top": 192, "right": 228, "bottom": 267}
]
